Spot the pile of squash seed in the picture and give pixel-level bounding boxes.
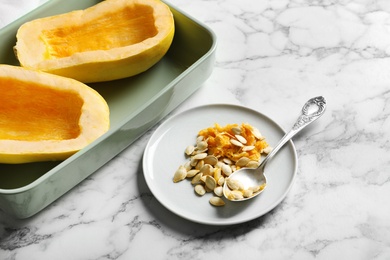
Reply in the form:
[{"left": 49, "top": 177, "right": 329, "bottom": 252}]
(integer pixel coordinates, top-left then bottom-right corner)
[{"left": 172, "top": 123, "right": 271, "bottom": 207}]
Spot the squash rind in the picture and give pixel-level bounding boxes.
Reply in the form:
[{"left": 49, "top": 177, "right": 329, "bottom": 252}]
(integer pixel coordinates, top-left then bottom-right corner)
[{"left": 14, "top": 0, "right": 175, "bottom": 83}]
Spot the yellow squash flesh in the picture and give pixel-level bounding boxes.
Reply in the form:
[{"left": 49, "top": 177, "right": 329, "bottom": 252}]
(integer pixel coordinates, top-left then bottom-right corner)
[
  {"left": 14, "top": 0, "right": 175, "bottom": 83},
  {"left": 0, "top": 65, "right": 110, "bottom": 164}
]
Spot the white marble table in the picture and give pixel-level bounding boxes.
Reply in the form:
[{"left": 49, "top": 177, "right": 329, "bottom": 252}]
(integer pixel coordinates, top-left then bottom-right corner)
[{"left": 1, "top": 0, "right": 390, "bottom": 259}]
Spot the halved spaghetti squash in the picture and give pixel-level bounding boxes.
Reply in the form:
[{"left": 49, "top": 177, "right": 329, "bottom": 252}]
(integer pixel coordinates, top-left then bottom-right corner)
[
  {"left": 14, "top": 0, "right": 175, "bottom": 83},
  {"left": 0, "top": 65, "right": 110, "bottom": 164}
]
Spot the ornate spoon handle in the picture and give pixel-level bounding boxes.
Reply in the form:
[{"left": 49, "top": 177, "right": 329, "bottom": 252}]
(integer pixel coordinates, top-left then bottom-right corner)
[
  {"left": 293, "top": 96, "right": 327, "bottom": 131},
  {"left": 259, "top": 96, "right": 327, "bottom": 168}
]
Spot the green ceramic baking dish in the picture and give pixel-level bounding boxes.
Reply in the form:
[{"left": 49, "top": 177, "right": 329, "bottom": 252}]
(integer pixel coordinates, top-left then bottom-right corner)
[{"left": 0, "top": 0, "right": 216, "bottom": 218}]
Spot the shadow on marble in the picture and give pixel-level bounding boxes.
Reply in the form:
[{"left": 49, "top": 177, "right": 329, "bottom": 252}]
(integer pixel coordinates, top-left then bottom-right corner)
[{"left": 136, "top": 158, "right": 280, "bottom": 236}]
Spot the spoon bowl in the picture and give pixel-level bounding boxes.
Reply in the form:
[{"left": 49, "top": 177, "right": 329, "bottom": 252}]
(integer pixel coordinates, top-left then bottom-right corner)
[{"left": 223, "top": 96, "right": 327, "bottom": 201}]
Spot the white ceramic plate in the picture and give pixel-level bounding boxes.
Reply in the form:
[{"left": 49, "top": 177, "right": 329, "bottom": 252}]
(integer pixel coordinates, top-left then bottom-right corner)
[{"left": 143, "top": 104, "right": 298, "bottom": 225}]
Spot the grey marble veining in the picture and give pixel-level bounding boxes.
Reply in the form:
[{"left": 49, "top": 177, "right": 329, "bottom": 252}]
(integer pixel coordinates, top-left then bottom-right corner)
[{"left": 1, "top": 0, "right": 390, "bottom": 259}]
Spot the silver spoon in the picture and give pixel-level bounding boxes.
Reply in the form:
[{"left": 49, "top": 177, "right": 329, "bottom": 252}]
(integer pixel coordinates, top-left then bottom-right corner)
[{"left": 223, "top": 96, "right": 327, "bottom": 201}]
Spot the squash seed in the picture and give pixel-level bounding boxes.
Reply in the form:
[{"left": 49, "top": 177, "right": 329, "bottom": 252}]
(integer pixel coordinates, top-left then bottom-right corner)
[
  {"left": 183, "top": 161, "right": 192, "bottom": 171},
  {"left": 226, "top": 178, "right": 244, "bottom": 191},
  {"left": 196, "top": 136, "right": 204, "bottom": 142},
  {"left": 222, "top": 158, "right": 232, "bottom": 165},
  {"left": 209, "top": 197, "right": 225, "bottom": 206},
  {"left": 205, "top": 176, "right": 217, "bottom": 190},
  {"left": 236, "top": 157, "right": 250, "bottom": 167},
  {"left": 196, "top": 141, "right": 208, "bottom": 151},
  {"left": 227, "top": 190, "right": 244, "bottom": 200},
  {"left": 186, "top": 169, "right": 199, "bottom": 178},
  {"left": 242, "top": 145, "right": 255, "bottom": 152},
  {"left": 217, "top": 176, "right": 225, "bottom": 186},
  {"left": 235, "top": 134, "right": 247, "bottom": 144},
  {"left": 213, "top": 167, "right": 222, "bottom": 182},
  {"left": 194, "top": 184, "right": 206, "bottom": 196},
  {"left": 262, "top": 146, "right": 272, "bottom": 154},
  {"left": 221, "top": 164, "right": 232, "bottom": 176},
  {"left": 216, "top": 161, "right": 224, "bottom": 168},
  {"left": 243, "top": 189, "right": 253, "bottom": 198},
  {"left": 214, "top": 186, "right": 223, "bottom": 197},
  {"left": 204, "top": 155, "right": 218, "bottom": 166},
  {"left": 250, "top": 183, "right": 266, "bottom": 193},
  {"left": 246, "top": 160, "right": 259, "bottom": 168},
  {"left": 190, "top": 157, "right": 198, "bottom": 167},
  {"left": 230, "top": 139, "right": 244, "bottom": 147},
  {"left": 191, "top": 173, "right": 202, "bottom": 185},
  {"left": 173, "top": 165, "right": 187, "bottom": 183},
  {"left": 192, "top": 152, "right": 207, "bottom": 160},
  {"left": 185, "top": 145, "right": 195, "bottom": 155},
  {"left": 195, "top": 159, "right": 204, "bottom": 170},
  {"left": 200, "top": 164, "right": 214, "bottom": 176},
  {"left": 251, "top": 127, "right": 263, "bottom": 140}
]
